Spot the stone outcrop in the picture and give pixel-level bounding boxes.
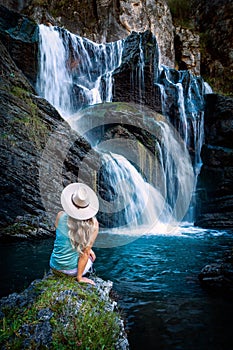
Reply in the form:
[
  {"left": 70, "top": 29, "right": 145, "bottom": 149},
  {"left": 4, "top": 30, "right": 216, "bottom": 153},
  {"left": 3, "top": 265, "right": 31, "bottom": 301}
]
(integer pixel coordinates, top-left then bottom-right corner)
[
  {"left": 1, "top": 0, "right": 233, "bottom": 97},
  {"left": 112, "top": 30, "right": 161, "bottom": 111},
  {"left": 0, "top": 273, "right": 129, "bottom": 349},
  {"left": 199, "top": 250, "right": 233, "bottom": 296},
  {"left": 195, "top": 94, "right": 233, "bottom": 228},
  {"left": 174, "top": 26, "right": 200, "bottom": 75}
]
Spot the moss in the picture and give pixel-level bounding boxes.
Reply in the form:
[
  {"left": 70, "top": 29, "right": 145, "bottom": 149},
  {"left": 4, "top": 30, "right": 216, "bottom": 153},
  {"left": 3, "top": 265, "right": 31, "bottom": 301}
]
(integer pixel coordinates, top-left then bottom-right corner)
[
  {"left": 0, "top": 275, "right": 121, "bottom": 349},
  {"left": 167, "top": 0, "right": 194, "bottom": 29},
  {"left": 203, "top": 75, "right": 233, "bottom": 97},
  {"left": 10, "top": 86, "right": 49, "bottom": 148}
]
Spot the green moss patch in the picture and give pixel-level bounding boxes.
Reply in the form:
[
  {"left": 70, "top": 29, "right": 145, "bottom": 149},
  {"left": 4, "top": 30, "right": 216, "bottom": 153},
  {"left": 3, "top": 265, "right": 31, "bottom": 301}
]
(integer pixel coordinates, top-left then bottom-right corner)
[{"left": 0, "top": 275, "right": 122, "bottom": 349}]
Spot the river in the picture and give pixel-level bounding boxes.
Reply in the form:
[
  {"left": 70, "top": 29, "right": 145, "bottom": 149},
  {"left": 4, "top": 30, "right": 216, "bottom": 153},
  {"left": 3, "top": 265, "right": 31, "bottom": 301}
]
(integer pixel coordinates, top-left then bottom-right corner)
[{"left": 1, "top": 225, "right": 233, "bottom": 349}]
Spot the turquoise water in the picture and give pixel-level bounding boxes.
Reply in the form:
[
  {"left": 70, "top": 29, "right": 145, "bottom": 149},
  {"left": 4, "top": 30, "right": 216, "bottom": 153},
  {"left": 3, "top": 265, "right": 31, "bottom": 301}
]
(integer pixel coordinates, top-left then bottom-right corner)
[{"left": 1, "top": 226, "right": 233, "bottom": 349}]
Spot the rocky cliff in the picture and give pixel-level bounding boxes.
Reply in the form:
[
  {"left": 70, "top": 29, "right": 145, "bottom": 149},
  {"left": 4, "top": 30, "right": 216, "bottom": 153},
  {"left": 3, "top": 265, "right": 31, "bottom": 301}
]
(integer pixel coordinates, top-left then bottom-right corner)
[
  {"left": 0, "top": 0, "right": 176, "bottom": 68},
  {"left": 0, "top": 5, "right": 101, "bottom": 238},
  {"left": 195, "top": 94, "right": 233, "bottom": 228},
  {"left": 192, "top": 0, "right": 233, "bottom": 97},
  {"left": 1, "top": 1, "right": 232, "bottom": 96},
  {"left": 0, "top": 2, "right": 232, "bottom": 233}
]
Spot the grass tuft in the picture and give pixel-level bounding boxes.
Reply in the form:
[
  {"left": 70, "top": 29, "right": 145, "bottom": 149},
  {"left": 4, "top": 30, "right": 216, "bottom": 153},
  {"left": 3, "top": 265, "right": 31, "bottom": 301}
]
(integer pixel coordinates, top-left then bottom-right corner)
[{"left": 0, "top": 275, "right": 121, "bottom": 349}]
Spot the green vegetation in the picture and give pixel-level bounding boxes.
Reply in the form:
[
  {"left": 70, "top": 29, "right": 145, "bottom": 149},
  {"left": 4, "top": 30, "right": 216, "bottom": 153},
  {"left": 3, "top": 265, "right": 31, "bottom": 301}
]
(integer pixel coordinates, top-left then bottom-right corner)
[
  {"left": 167, "top": 0, "right": 193, "bottom": 28},
  {"left": 203, "top": 75, "right": 233, "bottom": 97},
  {"left": 10, "top": 86, "right": 49, "bottom": 148},
  {"left": 199, "top": 33, "right": 233, "bottom": 97},
  {"left": 0, "top": 275, "right": 121, "bottom": 349}
]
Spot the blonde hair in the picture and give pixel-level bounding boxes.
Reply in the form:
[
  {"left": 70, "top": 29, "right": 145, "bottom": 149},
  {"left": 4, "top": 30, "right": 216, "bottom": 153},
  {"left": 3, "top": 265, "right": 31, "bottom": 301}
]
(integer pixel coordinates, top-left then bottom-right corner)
[{"left": 67, "top": 216, "right": 95, "bottom": 254}]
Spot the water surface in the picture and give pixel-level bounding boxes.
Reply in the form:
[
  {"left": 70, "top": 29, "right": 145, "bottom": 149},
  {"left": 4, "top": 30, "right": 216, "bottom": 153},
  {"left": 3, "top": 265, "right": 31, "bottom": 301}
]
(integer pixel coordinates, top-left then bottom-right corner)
[{"left": 1, "top": 226, "right": 233, "bottom": 349}]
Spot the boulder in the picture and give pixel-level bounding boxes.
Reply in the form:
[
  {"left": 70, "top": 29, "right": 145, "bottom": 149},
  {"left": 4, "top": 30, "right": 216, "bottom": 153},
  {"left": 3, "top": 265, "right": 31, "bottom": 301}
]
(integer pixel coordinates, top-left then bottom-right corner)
[
  {"left": 199, "top": 250, "right": 233, "bottom": 296},
  {"left": 0, "top": 272, "right": 129, "bottom": 349}
]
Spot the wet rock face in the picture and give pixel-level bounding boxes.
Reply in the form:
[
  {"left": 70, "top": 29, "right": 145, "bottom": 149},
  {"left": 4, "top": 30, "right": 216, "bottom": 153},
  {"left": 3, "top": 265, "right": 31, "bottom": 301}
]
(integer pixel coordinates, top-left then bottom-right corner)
[
  {"left": 0, "top": 18, "right": 99, "bottom": 238},
  {"left": 195, "top": 94, "right": 233, "bottom": 228},
  {"left": 0, "top": 0, "right": 175, "bottom": 68},
  {"left": 199, "top": 250, "right": 233, "bottom": 296},
  {"left": 0, "top": 5, "right": 39, "bottom": 85},
  {"left": 112, "top": 30, "right": 161, "bottom": 111}
]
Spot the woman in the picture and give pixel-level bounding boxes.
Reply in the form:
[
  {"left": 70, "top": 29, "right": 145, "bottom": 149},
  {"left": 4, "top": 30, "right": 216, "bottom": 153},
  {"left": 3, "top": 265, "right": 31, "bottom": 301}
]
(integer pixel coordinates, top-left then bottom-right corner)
[{"left": 50, "top": 182, "right": 99, "bottom": 285}]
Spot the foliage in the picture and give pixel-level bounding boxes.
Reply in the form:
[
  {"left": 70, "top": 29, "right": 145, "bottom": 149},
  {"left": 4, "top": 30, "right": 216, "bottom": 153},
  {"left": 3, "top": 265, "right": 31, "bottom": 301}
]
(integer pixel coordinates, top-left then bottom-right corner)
[
  {"left": 0, "top": 275, "right": 121, "bottom": 349},
  {"left": 203, "top": 75, "right": 233, "bottom": 97},
  {"left": 167, "top": 0, "right": 193, "bottom": 28}
]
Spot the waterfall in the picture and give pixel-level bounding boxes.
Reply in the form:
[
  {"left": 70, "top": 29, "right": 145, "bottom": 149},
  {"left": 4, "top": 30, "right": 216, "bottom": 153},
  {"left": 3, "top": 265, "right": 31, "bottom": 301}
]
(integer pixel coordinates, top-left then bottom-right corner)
[
  {"left": 37, "top": 24, "right": 123, "bottom": 116},
  {"left": 99, "top": 152, "right": 174, "bottom": 234},
  {"left": 137, "top": 35, "right": 145, "bottom": 103},
  {"left": 157, "top": 66, "right": 205, "bottom": 177},
  {"left": 37, "top": 25, "right": 205, "bottom": 232},
  {"left": 36, "top": 25, "right": 73, "bottom": 116},
  {"left": 96, "top": 115, "right": 194, "bottom": 234}
]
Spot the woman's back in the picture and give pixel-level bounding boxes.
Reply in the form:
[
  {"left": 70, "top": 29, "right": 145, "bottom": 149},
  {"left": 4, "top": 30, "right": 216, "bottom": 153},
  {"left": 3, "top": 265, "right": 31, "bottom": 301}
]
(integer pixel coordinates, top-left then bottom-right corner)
[{"left": 50, "top": 212, "right": 79, "bottom": 271}]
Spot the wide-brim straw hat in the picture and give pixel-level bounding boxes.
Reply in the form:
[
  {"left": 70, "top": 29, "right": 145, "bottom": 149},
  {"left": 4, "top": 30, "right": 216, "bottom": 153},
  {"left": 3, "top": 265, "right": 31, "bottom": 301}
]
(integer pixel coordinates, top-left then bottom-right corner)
[{"left": 61, "top": 183, "right": 99, "bottom": 220}]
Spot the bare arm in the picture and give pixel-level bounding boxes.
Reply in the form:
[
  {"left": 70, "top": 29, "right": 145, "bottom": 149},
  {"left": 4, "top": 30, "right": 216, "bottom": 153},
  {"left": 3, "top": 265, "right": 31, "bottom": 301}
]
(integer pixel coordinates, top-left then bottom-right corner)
[
  {"left": 77, "top": 218, "right": 99, "bottom": 285},
  {"left": 77, "top": 246, "right": 95, "bottom": 285},
  {"left": 55, "top": 211, "right": 64, "bottom": 228}
]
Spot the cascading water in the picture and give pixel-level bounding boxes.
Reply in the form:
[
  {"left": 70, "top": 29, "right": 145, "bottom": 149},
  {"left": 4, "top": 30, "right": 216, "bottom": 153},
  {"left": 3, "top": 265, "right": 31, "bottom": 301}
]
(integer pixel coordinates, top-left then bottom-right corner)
[
  {"left": 153, "top": 65, "right": 206, "bottom": 221},
  {"left": 98, "top": 120, "right": 194, "bottom": 237},
  {"left": 100, "top": 152, "right": 171, "bottom": 231},
  {"left": 156, "top": 66, "right": 205, "bottom": 177},
  {"left": 37, "top": 24, "right": 123, "bottom": 116},
  {"left": 36, "top": 24, "right": 205, "bottom": 230}
]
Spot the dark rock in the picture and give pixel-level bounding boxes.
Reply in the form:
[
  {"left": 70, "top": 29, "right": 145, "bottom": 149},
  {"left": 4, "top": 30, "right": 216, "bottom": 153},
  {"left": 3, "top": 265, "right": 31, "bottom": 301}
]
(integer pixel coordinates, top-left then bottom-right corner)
[
  {"left": 112, "top": 31, "right": 160, "bottom": 112},
  {"left": 203, "top": 94, "right": 233, "bottom": 148},
  {"left": 199, "top": 251, "right": 233, "bottom": 296},
  {"left": 195, "top": 94, "right": 233, "bottom": 228},
  {"left": 37, "top": 307, "right": 53, "bottom": 321},
  {"left": 0, "top": 5, "right": 39, "bottom": 85},
  {"left": 0, "top": 274, "right": 129, "bottom": 350},
  {"left": 33, "top": 320, "right": 53, "bottom": 346},
  {"left": 192, "top": 0, "right": 233, "bottom": 96},
  {"left": 0, "top": 16, "right": 100, "bottom": 239}
]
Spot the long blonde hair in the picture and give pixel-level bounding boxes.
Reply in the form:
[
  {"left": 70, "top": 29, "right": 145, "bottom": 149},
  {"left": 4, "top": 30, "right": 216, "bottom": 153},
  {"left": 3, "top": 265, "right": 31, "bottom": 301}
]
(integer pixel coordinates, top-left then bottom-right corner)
[{"left": 67, "top": 216, "right": 95, "bottom": 254}]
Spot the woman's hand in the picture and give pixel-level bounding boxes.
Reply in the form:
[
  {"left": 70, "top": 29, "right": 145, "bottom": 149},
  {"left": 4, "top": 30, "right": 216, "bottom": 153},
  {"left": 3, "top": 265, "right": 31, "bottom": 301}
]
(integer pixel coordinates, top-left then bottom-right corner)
[
  {"left": 78, "top": 276, "right": 95, "bottom": 285},
  {"left": 89, "top": 249, "right": 96, "bottom": 262}
]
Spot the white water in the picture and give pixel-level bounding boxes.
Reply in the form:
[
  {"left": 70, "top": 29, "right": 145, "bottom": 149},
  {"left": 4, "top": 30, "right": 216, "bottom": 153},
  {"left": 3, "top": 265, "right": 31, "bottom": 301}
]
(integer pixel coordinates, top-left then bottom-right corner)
[
  {"left": 157, "top": 66, "right": 205, "bottom": 177},
  {"left": 204, "top": 82, "right": 213, "bottom": 94},
  {"left": 36, "top": 25, "right": 204, "bottom": 233},
  {"left": 36, "top": 26, "right": 73, "bottom": 115},
  {"left": 101, "top": 152, "right": 172, "bottom": 230},
  {"left": 37, "top": 24, "right": 123, "bottom": 116},
  {"left": 98, "top": 120, "right": 194, "bottom": 238}
]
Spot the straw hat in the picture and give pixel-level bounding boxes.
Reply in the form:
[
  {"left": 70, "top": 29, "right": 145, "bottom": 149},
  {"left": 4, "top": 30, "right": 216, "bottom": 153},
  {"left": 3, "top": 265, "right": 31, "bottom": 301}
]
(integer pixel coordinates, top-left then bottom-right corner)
[{"left": 61, "top": 183, "right": 99, "bottom": 220}]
